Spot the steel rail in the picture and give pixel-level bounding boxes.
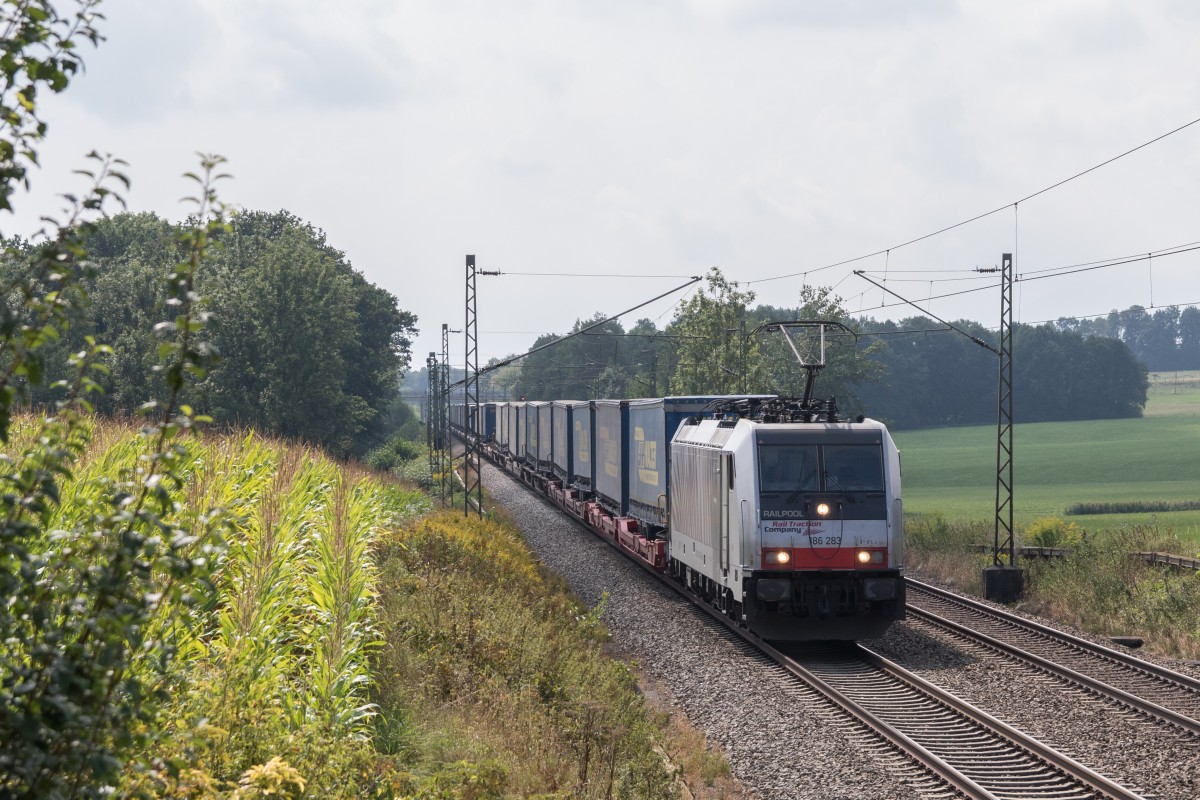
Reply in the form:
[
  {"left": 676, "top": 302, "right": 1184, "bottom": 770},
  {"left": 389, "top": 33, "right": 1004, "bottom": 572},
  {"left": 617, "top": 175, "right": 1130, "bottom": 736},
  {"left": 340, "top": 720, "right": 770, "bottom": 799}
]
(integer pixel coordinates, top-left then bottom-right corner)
[
  {"left": 904, "top": 603, "right": 1200, "bottom": 736},
  {"left": 908, "top": 579, "right": 1200, "bottom": 720},
  {"left": 843, "top": 644, "right": 1148, "bottom": 800}
]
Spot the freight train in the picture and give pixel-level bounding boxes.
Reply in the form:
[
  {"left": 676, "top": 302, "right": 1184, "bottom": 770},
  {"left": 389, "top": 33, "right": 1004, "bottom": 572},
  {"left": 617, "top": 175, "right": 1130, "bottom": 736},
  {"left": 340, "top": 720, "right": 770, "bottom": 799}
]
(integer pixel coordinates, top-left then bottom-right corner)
[{"left": 449, "top": 391, "right": 905, "bottom": 641}]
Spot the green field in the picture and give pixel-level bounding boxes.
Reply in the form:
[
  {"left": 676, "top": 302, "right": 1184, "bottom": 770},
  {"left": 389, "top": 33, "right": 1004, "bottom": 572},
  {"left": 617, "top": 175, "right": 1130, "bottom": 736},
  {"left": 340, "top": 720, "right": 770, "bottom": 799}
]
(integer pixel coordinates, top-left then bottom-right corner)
[{"left": 893, "top": 371, "right": 1200, "bottom": 544}]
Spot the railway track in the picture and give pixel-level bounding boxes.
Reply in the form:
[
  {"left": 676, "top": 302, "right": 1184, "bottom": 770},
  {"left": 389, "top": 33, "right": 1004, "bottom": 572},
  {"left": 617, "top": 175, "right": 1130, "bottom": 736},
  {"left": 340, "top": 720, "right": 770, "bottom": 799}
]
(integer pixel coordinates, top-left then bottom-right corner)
[
  {"left": 906, "top": 579, "right": 1200, "bottom": 736},
  {"left": 651, "top": 571, "right": 1152, "bottom": 798},
  {"left": 763, "top": 640, "right": 1147, "bottom": 800}
]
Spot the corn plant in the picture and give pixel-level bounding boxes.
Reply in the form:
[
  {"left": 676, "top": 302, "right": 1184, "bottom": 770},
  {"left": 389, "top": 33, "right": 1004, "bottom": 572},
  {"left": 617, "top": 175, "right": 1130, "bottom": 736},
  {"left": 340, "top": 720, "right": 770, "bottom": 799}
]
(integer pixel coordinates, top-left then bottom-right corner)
[{"left": 304, "top": 471, "right": 384, "bottom": 735}]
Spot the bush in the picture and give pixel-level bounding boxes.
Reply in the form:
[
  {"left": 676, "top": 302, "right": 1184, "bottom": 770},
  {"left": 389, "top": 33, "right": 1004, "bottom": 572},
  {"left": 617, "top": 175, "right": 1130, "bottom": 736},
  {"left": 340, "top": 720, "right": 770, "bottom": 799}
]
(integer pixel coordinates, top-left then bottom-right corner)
[
  {"left": 903, "top": 514, "right": 993, "bottom": 593},
  {"left": 366, "top": 435, "right": 426, "bottom": 472},
  {"left": 1024, "top": 516, "right": 1083, "bottom": 548},
  {"left": 371, "top": 511, "right": 676, "bottom": 798},
  {"left": 1024, "top": 525, "right": 1200, "bottom": 658},
  {"left": 1065, "top": 500, "right": 1200, "bottom": 516}
]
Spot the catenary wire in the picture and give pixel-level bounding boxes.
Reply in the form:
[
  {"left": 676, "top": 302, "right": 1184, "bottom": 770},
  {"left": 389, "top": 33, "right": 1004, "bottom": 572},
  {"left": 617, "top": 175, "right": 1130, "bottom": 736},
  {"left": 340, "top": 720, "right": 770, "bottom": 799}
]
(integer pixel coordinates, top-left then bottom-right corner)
[{"left": 745, "top": 114, "right": 1200, "bottom": 286}]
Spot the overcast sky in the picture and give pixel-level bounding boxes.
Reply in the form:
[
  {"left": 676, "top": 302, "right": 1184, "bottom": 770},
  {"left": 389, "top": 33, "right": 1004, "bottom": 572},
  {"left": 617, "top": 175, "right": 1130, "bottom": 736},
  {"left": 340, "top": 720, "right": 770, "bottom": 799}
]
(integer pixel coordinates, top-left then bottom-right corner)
[{"left": 7, "top": 0, "right": 1200, "bottom": 370}]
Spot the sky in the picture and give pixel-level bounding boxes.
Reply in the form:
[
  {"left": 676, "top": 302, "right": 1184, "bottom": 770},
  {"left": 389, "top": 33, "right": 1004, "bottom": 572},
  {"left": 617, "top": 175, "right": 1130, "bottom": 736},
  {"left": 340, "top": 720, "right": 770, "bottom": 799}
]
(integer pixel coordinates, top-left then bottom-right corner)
[{"left": 7, "top": 0, "right": 1200, "bottom": 372}]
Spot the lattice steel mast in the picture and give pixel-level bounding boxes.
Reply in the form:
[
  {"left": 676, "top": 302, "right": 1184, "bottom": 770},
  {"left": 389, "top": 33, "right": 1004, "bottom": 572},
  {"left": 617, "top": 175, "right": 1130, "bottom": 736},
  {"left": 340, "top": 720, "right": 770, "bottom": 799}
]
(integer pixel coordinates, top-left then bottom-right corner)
[
  {"left": 441, "top": 323, "right": 453, "bottom": 505},
  {"left": 977, "top": 252, "right": 1023, "bottom": 602},
  {"left": 464, "top": 255, "right": 482, "bottom": 517},
  {"left": 994, "top": 252, "right": 1015, "bottom": 567},
  {"left": 426, "top": 351, "right": 439, "bottom": 498}
]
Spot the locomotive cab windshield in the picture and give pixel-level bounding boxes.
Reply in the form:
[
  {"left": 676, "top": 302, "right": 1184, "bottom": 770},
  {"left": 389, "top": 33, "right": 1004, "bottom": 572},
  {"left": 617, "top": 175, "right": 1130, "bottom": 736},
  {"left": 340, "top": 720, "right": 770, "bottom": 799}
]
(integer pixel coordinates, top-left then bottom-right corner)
[{"left": 757, "top": 435, "right": 886, "bottom": 521}]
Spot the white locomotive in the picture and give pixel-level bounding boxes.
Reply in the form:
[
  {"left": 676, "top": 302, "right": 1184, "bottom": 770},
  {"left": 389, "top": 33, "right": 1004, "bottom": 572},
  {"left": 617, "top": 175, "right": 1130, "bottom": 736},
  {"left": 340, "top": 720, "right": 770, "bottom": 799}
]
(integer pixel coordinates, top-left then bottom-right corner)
[{"left": 668, "top": 399, "right": 904, "bottom": 640}]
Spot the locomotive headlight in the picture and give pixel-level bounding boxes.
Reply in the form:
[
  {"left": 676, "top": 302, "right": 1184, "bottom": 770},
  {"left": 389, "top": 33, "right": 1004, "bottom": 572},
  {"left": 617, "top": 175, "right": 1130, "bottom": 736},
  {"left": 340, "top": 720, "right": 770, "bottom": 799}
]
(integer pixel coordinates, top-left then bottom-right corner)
[
  {"left": 857, "top": 550, "right": 885, "bottom": 565},
  {"left": 775, "top": 550, "right": 791, "bottom": 564},
  {"left": 815, "top": 502, "right": 831, "bottom": 517}
]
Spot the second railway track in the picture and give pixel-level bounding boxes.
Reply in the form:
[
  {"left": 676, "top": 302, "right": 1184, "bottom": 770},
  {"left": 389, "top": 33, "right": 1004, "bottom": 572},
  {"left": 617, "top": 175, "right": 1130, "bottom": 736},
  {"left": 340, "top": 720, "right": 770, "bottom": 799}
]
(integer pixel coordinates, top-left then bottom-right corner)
[{"left": 905, "top": 578, "right": 1200, "bottom": 734}]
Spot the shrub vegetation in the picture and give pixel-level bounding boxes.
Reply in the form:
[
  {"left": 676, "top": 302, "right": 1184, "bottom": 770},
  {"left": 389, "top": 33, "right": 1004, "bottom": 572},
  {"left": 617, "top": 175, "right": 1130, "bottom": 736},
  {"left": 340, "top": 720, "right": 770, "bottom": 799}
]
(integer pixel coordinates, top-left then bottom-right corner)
[
  {"left": 1065, "top": 500, "right": 1200, "bottom": 516},
  {"left": 372, "top": 510, "right": 677, "bottom": 798},
  {"left": 905, "top": 517, "right": 1200, "bottom": 659}
]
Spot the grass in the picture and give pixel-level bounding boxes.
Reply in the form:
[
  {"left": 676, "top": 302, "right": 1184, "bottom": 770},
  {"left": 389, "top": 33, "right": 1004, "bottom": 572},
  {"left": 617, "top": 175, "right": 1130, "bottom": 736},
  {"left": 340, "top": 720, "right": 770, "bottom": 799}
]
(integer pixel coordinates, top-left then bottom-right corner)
[
  {"left": 906, "top": 517, "right": 1200, "bottom": 660},
  {"left": 1145, "top": 369, "right": 1200, "bottom": 417},
  {"left": 893, "top": 388, "right": 1200, "bottom": 545},
  {"left": 372, "top": 509, "right": 678, "bottom": 798}
]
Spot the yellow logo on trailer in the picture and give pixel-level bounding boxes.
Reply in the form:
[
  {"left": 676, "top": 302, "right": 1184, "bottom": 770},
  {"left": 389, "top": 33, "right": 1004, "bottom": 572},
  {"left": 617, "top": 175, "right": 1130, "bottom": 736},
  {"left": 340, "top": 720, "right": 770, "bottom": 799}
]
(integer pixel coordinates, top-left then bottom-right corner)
[
  {"left": 600, "top": 424, "right": 619, "bottom": 478},
  {"left": 634, "top": 426, "right": 659, "bottom": 485},
  {"left": 574, "top": 420, "right": 589, "bottom": 464}
]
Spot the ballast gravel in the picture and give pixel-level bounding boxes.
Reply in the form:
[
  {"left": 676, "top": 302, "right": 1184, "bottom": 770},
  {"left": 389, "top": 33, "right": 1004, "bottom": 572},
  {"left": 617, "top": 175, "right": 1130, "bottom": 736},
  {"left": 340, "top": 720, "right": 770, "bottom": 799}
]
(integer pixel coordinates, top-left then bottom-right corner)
[
  {"left": 870, "top": 584, "right": 1200, "bottom": 800},
  {"left": 481, "top": 463, "right": 922, "bottom": 800},
  {"left": 869, "top": 619, "right": 1200, "bottom": 800}
]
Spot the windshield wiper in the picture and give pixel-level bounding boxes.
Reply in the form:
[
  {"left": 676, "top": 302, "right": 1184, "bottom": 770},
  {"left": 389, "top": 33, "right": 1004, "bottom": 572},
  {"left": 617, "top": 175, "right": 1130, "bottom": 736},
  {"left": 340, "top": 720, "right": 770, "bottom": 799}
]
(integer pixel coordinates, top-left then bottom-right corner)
[{"left": 785, "top": 470, "right": 816, "bottom": 503}]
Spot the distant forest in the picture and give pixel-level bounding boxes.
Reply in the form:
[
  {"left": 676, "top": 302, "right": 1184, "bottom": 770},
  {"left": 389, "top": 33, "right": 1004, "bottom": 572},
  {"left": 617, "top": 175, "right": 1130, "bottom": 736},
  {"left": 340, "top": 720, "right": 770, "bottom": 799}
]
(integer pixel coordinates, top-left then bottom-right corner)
[{"left": 456, "top": 269, "right": 1184, "bottom": 431}]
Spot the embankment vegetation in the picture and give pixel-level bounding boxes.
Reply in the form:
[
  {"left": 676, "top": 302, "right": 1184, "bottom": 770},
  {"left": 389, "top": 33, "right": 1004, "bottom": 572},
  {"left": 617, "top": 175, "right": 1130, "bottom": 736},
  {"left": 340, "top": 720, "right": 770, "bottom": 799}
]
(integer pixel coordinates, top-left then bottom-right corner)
[
  {"left": 6, "top": 412, "right": 694, "bottom": 797},
  {"left": 906, "top": 516, "right": 1200, "bottom": 660}
]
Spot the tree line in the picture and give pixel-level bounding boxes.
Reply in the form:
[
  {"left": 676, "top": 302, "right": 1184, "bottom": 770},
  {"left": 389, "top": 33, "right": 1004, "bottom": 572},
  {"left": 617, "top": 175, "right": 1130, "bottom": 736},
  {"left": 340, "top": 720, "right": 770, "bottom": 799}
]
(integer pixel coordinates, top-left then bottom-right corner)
[
  {"left": 480, "top": 268, "right": 1153, "bottom": 429},
  {"left": 4, "top": 210, "right": 418, "bottom": 457},
  {"left": 1055, "top": 305, "right": 1200, "bottom": 373}
]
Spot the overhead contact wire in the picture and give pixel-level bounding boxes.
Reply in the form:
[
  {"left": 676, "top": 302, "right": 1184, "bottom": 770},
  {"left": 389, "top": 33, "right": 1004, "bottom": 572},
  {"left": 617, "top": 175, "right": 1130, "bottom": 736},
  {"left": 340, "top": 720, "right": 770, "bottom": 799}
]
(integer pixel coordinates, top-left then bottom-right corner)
[
  {"left": 747, "top": 114, "right": 1200, "bottom": 286},
  {"left": 448, "top": 275, "right": 702, "bottom": 389}
]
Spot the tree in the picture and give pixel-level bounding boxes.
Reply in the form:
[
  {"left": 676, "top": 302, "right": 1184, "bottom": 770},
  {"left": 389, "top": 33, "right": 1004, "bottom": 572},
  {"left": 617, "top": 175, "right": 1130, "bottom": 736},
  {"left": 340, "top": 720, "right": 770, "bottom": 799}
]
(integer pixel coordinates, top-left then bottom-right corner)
[
  {"left": 1070, "top": 335, "right": 1148, "bottom": 418},
  {"left": 668, "top": 268, "right": 757, "bottom": 395},
  {"left": 1179, "top": 307, "right": 1200, "bottom": 370},
  {"left": 1118, "top": 305, "right": 1152, "bottom": 364},
  {"left": 1145, "top": 306, "right": 1181, "bottom": 371},
  {"left": 12, "top": 209, "right": 419, "bottom": 457},
  {"left": 0, "top": 5, "right": 231, "bottom": 787},
  {"left": 204, "top": 210, "right": 416, "bottom": 456},
  {"left": 1015, "top": 325, "right": 1070, "bottom": 421},
  {"left": 854, "top": 316, "right": 995, "bottom": 428}
]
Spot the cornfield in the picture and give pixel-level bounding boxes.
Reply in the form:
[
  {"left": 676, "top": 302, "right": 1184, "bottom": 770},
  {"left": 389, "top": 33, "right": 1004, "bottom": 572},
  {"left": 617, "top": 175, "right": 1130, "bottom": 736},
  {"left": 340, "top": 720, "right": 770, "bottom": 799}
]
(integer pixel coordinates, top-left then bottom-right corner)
[{"left": 32, "top": 419, "right": 429, "bottom": 789}]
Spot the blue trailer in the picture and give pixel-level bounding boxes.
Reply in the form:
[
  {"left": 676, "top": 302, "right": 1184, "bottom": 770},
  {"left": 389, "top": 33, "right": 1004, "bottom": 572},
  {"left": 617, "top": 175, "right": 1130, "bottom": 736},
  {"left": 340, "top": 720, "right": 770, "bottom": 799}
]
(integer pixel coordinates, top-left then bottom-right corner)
[
  {"left": 624, "top": 395, "right": 772, "bottom": 527},
  {"left": 482, "top": 403, "right": 497, "bottom": 441},
  {"left": 626, "top": 396, "right": 732, "bottom": 530},
  {"left": 593, "top": 399, "right": 629, "bottom": 515},
  {"left": 550, "top": 401, "right": 580, "bottom": 483},
  {"left": 524, "top": 401, "right": 550, "bottom": 468},
  {"left": 569, "top": 401, "right": 594, "bottom": 493},
  {"left": 537, "top": 401, "right": 554, "bottom": 471}
]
